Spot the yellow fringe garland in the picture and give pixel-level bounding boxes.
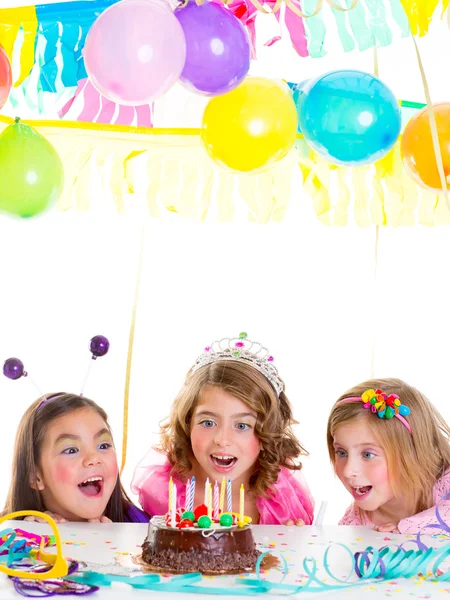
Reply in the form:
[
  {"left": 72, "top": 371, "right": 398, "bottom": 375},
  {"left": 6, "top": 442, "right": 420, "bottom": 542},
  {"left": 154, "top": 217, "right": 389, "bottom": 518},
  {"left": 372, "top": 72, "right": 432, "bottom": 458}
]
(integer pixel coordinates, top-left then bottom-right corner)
[{"left": 0, "top": 115, "right": 448, "bottom": 226}]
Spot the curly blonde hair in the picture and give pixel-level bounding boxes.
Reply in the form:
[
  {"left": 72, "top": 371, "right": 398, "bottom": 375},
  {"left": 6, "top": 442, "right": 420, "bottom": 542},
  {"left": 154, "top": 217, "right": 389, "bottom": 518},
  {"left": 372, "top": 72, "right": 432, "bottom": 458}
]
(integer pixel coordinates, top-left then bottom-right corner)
[
  {"left": 159, "top": 360, "right": 308, "bottom": 497},
  {"left": 327, "top": 377, "right": 450, "bottom": 518}
]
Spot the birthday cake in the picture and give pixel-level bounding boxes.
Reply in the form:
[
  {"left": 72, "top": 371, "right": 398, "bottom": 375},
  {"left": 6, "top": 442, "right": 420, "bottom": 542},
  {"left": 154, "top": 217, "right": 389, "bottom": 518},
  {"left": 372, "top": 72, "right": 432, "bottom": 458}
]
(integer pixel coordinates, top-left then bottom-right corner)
[{"left": 141, "top": 509, "right": 261, "bottom": 574}]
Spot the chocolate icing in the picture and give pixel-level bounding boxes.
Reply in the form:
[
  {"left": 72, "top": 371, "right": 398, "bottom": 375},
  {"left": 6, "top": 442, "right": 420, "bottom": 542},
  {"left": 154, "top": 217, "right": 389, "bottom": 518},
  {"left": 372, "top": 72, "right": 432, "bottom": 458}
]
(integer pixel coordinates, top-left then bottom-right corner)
[{"left": 141, "top": 517, "right": 261, "bottom": 573}]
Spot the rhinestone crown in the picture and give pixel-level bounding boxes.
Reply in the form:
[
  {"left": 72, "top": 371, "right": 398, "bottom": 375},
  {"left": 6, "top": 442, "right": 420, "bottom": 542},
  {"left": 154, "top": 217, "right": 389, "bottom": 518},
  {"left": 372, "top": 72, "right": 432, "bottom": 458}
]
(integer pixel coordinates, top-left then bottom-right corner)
[{"left": 191, "top": 332, "right": 284, "bottom": 397}]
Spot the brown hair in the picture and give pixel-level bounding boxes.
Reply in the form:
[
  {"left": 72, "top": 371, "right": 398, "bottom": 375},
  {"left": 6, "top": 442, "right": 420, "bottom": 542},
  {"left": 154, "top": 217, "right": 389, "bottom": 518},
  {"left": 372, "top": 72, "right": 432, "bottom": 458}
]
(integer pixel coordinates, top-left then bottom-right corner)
[
  {"left": 159, "top": 360, "right": 308, "bottom": 497},
  {"left": 3, "top": 393, "right": 141, "bottom": 521},
  {"left": 327, "top": 378, "right": 450, "bottom": 517}
]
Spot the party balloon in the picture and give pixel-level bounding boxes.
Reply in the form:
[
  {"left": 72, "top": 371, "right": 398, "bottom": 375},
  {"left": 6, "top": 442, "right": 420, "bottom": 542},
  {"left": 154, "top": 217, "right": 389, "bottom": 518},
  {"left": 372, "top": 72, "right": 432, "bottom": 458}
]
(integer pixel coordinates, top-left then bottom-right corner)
[
  {"left": 90, "top": 335, "right": 110, "bottom": 358},
  {"left": 84, "top": 0, "right": 186, "bottom": 105},
  {"left": 299, "top": 70, "right": 401, "bottom": 166},
  {"left": 0, "top": 118, "right": 64, "bottom": 218},
  {"left": 175, "top": 1, "right": 250, "bottom": 96},
  {"left": 401, "top": 103, "right": 450, "bottom": 193},
  {"left": 3, "top": 358, "right": 25, "bottom": 380},
  {"left": 0, "top": 45, "right": 12, "bottom": 110},
  {"left": 288, "top": 79, "right": 310, "bottom": 133},
  {"left": 201, "top": 77, "right": 298, "bottom": 173}
]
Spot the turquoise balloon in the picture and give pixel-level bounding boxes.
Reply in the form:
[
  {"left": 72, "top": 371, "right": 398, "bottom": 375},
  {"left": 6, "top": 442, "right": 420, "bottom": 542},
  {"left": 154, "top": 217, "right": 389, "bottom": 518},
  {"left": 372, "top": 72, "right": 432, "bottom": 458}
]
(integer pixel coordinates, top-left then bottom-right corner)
[
  {"left": 287, "top": 79, "right": 309, "bottom": 133},
  {"left": 0, "top": 119, "right": 64, "bottom": 218},
  {"left": 298, "top": 70, "right": 401, "bottom": 166}
]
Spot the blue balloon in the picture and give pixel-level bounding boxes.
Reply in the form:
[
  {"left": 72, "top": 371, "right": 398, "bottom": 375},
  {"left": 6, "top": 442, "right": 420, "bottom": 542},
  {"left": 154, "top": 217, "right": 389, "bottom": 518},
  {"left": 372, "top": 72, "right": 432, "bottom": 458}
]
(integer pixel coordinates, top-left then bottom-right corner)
[
  {"left": 298, "top": 70, "right": 401, "bottom": 166},
  {"left": 287, "top": 79, "right": 310, "bottom": 133}
]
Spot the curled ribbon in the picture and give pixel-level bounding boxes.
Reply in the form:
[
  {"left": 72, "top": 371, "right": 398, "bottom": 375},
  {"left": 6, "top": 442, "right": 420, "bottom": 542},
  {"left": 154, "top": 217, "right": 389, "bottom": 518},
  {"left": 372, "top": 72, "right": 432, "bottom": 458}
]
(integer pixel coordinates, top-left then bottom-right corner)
[{"left": 211, "top": 0, "right": 359, "bottom": 57}]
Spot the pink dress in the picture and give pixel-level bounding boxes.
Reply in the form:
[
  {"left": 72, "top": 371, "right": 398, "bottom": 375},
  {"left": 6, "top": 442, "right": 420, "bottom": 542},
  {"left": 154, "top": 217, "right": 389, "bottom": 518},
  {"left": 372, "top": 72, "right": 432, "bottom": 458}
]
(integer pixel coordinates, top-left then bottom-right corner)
[
  {"left": 131, "top": 449, "right": 315, "bottom": 525},
  {"left": 339, "top": 470, "right": 450, "bottom": 534}
]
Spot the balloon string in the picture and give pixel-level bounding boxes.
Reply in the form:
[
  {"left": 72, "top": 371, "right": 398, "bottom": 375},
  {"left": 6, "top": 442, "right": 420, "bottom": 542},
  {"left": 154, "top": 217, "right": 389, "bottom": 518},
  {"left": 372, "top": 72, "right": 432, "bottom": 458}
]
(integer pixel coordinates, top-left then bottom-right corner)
[
  {"left": 120, "top": 218, "right": 146, "bottom": 476},
  {"left": 370, "top": 43, "right": 379, "bottom": 379},
  {"left": 412, "top": 36, "right": 450, "bottom": 211}
]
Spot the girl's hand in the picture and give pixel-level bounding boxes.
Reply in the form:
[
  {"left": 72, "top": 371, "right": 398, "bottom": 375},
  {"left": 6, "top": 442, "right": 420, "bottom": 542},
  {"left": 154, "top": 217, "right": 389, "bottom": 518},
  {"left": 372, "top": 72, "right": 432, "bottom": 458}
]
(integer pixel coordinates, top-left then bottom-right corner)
[
  {"left": 374, "top": 523, "right": 399, "bottom": 533},
  {"left": 88, "top": 516, "right": 112, "bottom": 523},
  {"left": 285, "top": 518, "right": 305, "bottom": 527},
  {"left": 24, "top": 511, "right": 67, "bottom": 524}
]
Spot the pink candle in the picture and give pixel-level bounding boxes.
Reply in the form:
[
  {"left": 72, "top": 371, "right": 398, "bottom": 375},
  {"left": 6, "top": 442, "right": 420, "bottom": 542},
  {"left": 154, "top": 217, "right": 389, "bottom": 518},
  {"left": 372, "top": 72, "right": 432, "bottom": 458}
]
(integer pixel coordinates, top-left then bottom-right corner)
[
  {"left": 213, "top": 481, "right": 219, "bottom": 520},
  {"left": 185, "top": 479, "right": 191, "bottom": 511}
]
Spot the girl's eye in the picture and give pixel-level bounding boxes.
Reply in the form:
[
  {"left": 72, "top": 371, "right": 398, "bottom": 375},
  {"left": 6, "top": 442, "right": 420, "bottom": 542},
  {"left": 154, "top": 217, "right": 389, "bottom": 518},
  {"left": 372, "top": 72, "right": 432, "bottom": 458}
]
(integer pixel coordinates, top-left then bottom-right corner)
[
  {"left": 62, "top": 447, "right": 78, "bottom": 455},
  {"left": 236, "top": 423, "right": 251, "bottom": 431},
  {"left": 363, "top": 451, "right": 376, "bottom": 459},
  {"left": 200, "top": 420, "right": 215, "bottom": 428},
  {"left": 98, "top": 442, "right": 112, "bottom": 450},
  {"left": 335, "top": 449, "right": 347, "bottom": 458}
]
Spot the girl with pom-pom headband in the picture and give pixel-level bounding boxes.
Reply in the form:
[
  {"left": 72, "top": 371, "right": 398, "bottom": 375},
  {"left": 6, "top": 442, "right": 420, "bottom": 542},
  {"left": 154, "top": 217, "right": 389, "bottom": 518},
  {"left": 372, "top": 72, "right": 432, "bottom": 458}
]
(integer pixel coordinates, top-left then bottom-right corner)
[{"left": 2, "top": 336, "right": 149, "bottom": 524}]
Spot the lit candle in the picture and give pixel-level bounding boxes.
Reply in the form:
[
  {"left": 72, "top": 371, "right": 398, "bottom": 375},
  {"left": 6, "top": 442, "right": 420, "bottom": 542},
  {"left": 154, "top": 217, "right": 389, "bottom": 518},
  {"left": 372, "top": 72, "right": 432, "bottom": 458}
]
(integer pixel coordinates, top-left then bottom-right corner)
[
  {"left": 168, "top": 476, "right": 173, "bottom": 514},
  {"left": 204, "top": 477, "right": 210, "bottom": 506},
  {"left": 171, "top": 484, "right": 177, "bottom": 527},
  {"left": 185, "top": 479, "right": 191, "bottom": 512},
  {"left": 227, "top": 478, "right": 232, "bottom": 513},
  {"left": 188, "top": 476, "right": 195, "bottom": 512},
  {"left": 239, "top": 484, "right": 244, "bottom": 524},
  {"left": 213, "top": 481, "right": 219, "bottom": 520},
  {"left": 207, "top": 482, "right": 213, "bottom": 519},
  {"left": 219, "top": 477, "right": 226, "bottom": 513}
]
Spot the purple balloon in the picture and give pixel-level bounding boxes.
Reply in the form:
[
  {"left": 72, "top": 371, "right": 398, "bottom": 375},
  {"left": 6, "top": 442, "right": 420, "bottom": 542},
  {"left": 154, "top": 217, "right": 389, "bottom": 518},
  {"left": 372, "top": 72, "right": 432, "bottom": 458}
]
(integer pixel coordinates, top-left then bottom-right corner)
[
  {"left": 3, "top": 357, "right": 25, "bottom": 380},
  {"left": 175, "top": 1, "right": 250, "bottom": 96},
  {"left": 90, "top": 335, "right": 110, "bottom": 358}
]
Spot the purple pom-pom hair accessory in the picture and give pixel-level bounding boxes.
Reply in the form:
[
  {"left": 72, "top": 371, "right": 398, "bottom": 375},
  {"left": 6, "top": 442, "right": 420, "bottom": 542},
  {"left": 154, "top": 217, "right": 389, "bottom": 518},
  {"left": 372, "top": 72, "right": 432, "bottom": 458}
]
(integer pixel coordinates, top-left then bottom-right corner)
[{"left": 3, "top": 335, "right": 110, "bottom": 405}]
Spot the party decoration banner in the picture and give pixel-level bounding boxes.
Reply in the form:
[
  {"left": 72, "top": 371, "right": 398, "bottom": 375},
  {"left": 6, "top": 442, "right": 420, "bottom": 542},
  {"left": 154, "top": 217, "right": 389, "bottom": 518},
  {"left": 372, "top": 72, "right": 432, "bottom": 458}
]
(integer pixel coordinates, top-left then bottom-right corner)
[
  {"left": 0, "top": 0, "right": 447, "bottom": 123},
  {"left": 1, "top": 113, "right": 448, "bottom": 227}
]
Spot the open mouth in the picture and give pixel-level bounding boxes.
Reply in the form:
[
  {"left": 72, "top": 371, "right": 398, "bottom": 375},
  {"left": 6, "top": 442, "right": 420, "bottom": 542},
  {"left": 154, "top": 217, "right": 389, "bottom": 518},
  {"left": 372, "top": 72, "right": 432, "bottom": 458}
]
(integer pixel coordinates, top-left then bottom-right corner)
[
  {"left": 210, "top": 454, "right": 237, "bottom": 470},
  {"left": 352, "top": 485, "right": 372, "bottom": 499},
  {"left": 78, "top": 476, "right": 104, "bottom": 497}
]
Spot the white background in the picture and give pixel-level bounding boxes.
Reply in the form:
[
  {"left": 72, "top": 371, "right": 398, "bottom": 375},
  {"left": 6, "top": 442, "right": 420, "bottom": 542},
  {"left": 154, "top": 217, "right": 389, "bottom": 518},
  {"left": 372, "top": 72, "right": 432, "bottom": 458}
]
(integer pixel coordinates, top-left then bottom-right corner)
[{"left": 1, "top": 0, "right": 450, "bottom": 525}]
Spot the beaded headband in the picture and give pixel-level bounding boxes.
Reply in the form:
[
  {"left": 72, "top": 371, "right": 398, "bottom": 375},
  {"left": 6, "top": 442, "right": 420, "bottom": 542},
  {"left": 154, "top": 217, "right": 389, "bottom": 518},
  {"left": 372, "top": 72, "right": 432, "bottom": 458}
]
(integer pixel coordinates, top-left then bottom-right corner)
[
  {"left": 2, "top": 335, "right": 110, "bottom": 407},
  {"left": 339, "top": 388, "right": 412, "bottom": 435},
  {"left": 191, "top": 332, "right": 284, "bottom": 397}
]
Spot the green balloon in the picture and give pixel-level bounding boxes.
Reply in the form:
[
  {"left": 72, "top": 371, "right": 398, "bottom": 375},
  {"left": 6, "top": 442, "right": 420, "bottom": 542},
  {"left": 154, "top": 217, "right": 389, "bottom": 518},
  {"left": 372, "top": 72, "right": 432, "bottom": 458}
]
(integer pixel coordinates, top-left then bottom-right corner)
[{"left": 0, "top": 119, "right": 64, "bottom": 218}]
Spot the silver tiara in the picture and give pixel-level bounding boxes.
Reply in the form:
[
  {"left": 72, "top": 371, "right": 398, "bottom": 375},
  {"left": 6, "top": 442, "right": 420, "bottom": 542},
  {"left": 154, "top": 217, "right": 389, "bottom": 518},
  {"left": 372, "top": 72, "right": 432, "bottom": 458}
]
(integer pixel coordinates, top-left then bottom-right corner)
[{"left": 191, "top": 332, "right": 284, "bottom": 397}]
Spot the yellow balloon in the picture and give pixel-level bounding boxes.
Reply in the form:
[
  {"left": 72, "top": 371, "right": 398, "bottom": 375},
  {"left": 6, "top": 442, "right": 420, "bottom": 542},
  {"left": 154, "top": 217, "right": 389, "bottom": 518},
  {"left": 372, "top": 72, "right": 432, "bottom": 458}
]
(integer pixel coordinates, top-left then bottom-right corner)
[{"left": 201, "top": 77, "right": 298, "bottom": 173}]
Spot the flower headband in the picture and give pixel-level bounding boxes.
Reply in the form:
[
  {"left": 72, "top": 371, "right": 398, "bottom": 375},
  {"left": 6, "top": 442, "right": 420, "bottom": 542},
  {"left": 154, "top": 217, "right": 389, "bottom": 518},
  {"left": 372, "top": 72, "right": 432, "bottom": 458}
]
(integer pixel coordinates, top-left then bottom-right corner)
[{"left": 339, "top": 388, "right": 412, "bottom": 435}]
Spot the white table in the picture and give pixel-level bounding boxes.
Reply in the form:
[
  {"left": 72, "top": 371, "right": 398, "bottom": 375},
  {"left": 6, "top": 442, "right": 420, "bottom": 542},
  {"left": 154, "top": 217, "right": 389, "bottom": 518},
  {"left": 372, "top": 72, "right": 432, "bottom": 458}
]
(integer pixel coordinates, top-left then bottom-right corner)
[{"left": 0, "top": 521, "right": 449, "bottom": 598}]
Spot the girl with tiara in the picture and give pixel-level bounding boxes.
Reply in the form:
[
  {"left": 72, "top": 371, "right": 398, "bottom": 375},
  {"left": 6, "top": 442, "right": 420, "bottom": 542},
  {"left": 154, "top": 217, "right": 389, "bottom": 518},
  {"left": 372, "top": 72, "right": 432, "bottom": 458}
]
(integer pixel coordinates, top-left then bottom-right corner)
[
  {"left": 132, "top": 333, "right": 314, "bottom": 526},
  {"left": 327, "top": 378, "right": 450, "bottom": 533},
  {"left": 3, "top": 393, "right": 149, "bottom": 523}
]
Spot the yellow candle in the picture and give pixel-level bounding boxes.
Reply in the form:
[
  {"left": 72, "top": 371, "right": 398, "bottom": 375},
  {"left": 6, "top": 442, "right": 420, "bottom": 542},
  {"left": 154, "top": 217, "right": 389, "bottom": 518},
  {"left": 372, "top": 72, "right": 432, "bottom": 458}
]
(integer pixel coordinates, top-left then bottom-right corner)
[
  {"left": 219, "top": 477, "right": 226, "bottom": 513},
  {"left": 168, "top": 476, "right": 173, "bottom": 514},
  {"left": 239, "top": 484, "right": 244, "bottom": 524}
]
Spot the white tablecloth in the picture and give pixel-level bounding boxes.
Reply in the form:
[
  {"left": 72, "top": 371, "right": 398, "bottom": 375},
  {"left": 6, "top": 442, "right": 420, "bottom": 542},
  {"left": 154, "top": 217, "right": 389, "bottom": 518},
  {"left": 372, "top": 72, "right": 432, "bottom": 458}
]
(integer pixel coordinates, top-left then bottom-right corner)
[{"left": 0, "top": 521, "right": 449, "bottom": 598}]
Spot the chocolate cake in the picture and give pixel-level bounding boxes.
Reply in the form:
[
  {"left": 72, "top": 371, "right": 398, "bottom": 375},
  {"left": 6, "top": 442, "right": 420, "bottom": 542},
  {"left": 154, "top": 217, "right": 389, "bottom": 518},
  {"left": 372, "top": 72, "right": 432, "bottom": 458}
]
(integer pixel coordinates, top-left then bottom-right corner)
[{"left": 141, "top": 515, "right": 261, "bottom": 574}]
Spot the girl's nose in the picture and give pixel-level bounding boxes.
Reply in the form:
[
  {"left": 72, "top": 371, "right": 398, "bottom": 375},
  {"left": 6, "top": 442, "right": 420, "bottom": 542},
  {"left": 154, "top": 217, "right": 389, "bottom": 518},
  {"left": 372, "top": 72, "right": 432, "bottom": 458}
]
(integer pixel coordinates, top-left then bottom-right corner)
[
  {"left": 82, "top": 451, "right": 102, "bottom": 468},
  {"left": 343, "top": 457, "right": 361, "bottom": 480},
  {"left": 213, "top": 428, "right": 231, "bottom": 447}
]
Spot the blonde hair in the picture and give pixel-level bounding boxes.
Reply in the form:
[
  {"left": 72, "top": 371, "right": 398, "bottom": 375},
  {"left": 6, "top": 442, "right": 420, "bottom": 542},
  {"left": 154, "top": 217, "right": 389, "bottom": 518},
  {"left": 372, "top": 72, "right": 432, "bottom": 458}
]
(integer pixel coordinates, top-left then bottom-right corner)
[
  {"left": 327, "top": 378, "right": 450, "bottom": 516},
  {"left": 159, "top": 360, "right": 307, "bottom": 497}
]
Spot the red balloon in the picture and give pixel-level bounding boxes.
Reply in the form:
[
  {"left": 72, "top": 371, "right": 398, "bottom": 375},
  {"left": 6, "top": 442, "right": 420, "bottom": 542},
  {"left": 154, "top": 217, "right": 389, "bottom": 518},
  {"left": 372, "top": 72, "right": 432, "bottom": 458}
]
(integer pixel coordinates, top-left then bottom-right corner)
[{"left": 0, "top": 45, "right": 12, "bottom": 110}]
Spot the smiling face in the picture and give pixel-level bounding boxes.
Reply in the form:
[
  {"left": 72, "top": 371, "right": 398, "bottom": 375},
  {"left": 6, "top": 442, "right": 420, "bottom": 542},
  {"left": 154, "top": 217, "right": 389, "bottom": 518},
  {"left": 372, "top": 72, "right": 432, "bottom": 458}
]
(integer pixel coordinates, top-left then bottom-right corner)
[
  {"left": 35, "top": 407, "right": 119, "bottom": 521},
  {"left": 333, "top": 419, "right": 394, "bottom": 512},
  {"left": 190, "top": 385, "right": 262, "bottom": 485}
]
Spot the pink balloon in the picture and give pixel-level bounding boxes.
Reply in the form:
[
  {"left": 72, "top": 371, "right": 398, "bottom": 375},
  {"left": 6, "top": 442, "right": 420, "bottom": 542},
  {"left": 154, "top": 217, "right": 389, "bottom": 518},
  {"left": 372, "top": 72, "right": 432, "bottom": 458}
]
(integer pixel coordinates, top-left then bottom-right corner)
[{"left": 84, "top": 0, "right": 186, "bottom": 105}]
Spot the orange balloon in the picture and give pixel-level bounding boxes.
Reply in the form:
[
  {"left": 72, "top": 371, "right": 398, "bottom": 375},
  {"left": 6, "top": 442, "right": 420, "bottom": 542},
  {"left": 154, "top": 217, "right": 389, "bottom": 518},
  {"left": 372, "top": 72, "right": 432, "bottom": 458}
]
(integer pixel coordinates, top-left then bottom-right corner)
[{"left": 401, "top": 103, "right": 450, "bottom": 193}]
